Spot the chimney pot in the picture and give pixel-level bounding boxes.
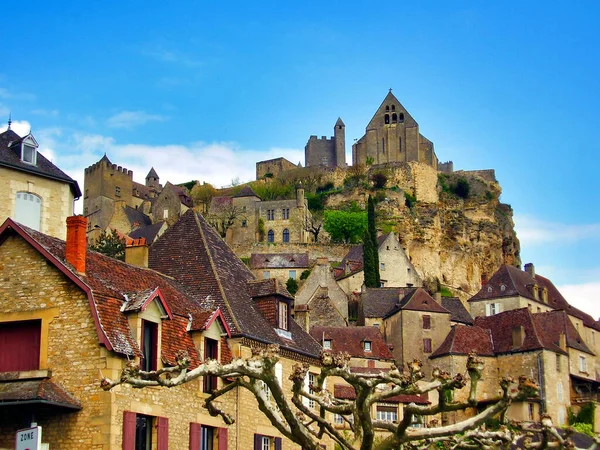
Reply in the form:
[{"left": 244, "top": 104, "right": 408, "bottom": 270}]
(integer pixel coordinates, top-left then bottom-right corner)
[
  {"left": 66, "top": 216, "right": 87, "bottom": 274},
  {"left": 524, "top": 263, "right": 535, "bottom": 279}
]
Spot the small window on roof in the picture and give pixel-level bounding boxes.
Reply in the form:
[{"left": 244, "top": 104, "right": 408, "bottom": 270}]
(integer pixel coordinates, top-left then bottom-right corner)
[
  {"left": 323, "top": 339, "right": 332, "bottom": 350},
  {"left": 22, "top": 144, "right": 37, "bottom": 165},
  {"left": 364, "top": 341, "right": 372, "bottom": 352},
  {"left": 500, "top": 284, "right": 506, "bottom": 292}
]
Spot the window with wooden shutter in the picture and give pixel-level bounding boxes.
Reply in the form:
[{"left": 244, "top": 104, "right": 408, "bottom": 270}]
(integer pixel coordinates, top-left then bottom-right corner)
[
  {"left": 217, "top": 427, "right": 228, "bottom": 450},
  {"left": 423, "top": 338, "right": 432, "bottom": 353},
  {"left": 157, "top": 417, "right": 168, "bottom": 450},
  {"left": 189, "top": 423, "right": 201, "bottom": 450},
  {"left": 140, "top": 320, "right": 158, "bottom": 371},
  {"left": 274, "top": 437, "right": 282, "bottom": 450},
  {"left": 254, "top": 434, "right": 263, "bottom": 450},
  {"left": 203, "top": 338, "right": 219, "bottom": 393},
  {"left": 0, "top": 320, "right": 41, "bottom": 372},
  {"left": 123, "top": 411, "right": 137, "bottom": 450}
]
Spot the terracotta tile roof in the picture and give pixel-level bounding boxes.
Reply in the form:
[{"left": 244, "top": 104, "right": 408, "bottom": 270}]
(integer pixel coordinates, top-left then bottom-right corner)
[
  {"left": 474, "top": 308, "right": 545, "bottom": 354},
  {"left": 0, "top": 129, "right": 81, "bottom": 197},
  {"left": 532, "top": 310, "right": 592, "bottom": 355},
  {"left": 310, "top": 326, "right": 394, "bottom": 360},
  {"left": 247, "top": 278, "right": 294, "bottom": 301},
  {"left": 250, "top": 253, "right": 310, "bottom": 269},
  {"left": 0, "top": 378, "right": 81, "bottom": 410},
  {"left": 148, "top": 210, "right": 322, "bottom": 358},
  {"left": 430, "top": 325, "right": 494, "bottom": 358},
  {"left": 470, "top": 265, "right": 600, "bottom": 330},
  {"left": 333, "top": 384, "right": 428, "bottom": 404},
  {"left": 441, "top": 297, "right": 473, "bottom": 325}
]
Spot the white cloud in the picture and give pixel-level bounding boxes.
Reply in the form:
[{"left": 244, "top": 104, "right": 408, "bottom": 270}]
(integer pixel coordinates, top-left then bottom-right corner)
[
  {"left": 0, "top": 120, "right": 31, "bottom": 136},
  {"left": 514, "top": 214, "right": 600, "bottom": 246},
  {"left": 558, "top": 282, "right": 600, "bottom": 320},
  {"left": 107, "top": 111, "right": 166, "bottom": 129}
]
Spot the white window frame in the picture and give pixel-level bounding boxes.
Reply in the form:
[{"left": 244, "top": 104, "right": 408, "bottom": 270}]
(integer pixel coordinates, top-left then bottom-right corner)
[
  {"left": 323, "top": 339, "right": 332, "bottom": 350},
  {"left": 278, "top": 301, "right": 289, "bottom": 330},
  {"left": 486, "top": 302, "right": 501, "bottom": 316},
  {"left": 579, "top": 355, "right": 587, "bottom": 372},
  {"left": 21, "top": 143, "right": 37, "bottom": 165},
  {"left": 262, "top": 435, "right": 271, "bottom": 450},
  {"left": 364, "top": 341, "right": 372, "bottom": 352},
  {"left": 289, "top": 270, "right": 296, "bottom": 280}
]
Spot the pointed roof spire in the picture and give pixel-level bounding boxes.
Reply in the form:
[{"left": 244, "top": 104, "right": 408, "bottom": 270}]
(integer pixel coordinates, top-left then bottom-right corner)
[
  {"left": 335, "top": 117, "right": 345, "bottom": 127},
  {"left": 146, "top": 167, "right": 159, "bottom": 180},
  {"left": 7, "top": 113, "right": 11, "bottom": 130}
]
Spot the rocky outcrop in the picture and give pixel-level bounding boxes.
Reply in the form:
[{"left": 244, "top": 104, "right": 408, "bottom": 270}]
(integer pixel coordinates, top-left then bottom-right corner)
[{"left": 326, "top": 162, "right": 521, "bottom": 299}]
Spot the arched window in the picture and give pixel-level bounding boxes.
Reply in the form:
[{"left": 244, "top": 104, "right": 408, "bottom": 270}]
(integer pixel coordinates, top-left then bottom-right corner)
[
  {"left": 385, "top": 105, "right": 390, "bottom": 112},
  {"left": 399, "top": 113, "right": 404, "bottom": 122},
  {"left": 381, "top": 138, "right": 385, "bottom": 153},
  {"left": 399, "top": 137, "right": 402, "bottom": 152},
  {"left": 391, "top": 105, "right": 396, "bottom": 111},
  {"left": 282, "top": 229, "right": 290, "bottom": 243},
  {"left": 267, "top": 230, "right": 275, "bottom": 242},
  {"left": 392, "top": 113, "right": 397, "bottom": 123},
  {"left": 15, "top": 192, "right": 42, "bottom": 231},
  {"left": 384, "top": 114, "right": 390, "bottom": 124}
]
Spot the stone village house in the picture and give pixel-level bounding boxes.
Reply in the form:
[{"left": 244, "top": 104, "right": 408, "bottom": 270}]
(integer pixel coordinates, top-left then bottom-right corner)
[
  {"left": 0, "top": 211, "right": 327, "bottom": 450},
  {"left": 0, "top": 124, "right": 81, "bottom": 240}
]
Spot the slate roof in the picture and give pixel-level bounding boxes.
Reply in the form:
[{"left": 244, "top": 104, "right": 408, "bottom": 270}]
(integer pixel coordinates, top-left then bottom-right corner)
[
  {"left": 247, "top": 278, "right": 294, "bottom": 301},
  {"left": 233, "top": 185, "right": 260, "bottom": 199},
  {"left": 335, "top": 234, "right": 389, "bottom": 279},
  {"left": 129, "top": 221, "right": 166, "bottom": 244},
  {"left": 123, "top": 205, "right": 152, "bottom": 228},
  {"left": 361, "top": 287, "right": 417, "bottom": 318},
  {"left": 470, "top": 265, "right": 600, "bottom": 329},
  {"left": 310, "top": 326, "right": 393, "bottom": 360},
  {"left": 149, "top": 210, "right": 322, "bottom": 358},
  {"left": 333, "top": 384, "right": 428, "bottom": 404},
  {"left": 146, "top": 167, "right": 159, "bottom": 179},
  {"left": 441, "top": 297, "right": 474, "bottom": 325},
  {"left": 250, "top": 253, "right": 310, "bottom": 269},
  {"left": 0, "top": 129, "right": 81, "bottom": 197},
  {"left": 163, "top": 182, "right": 193, "bottom": 207}
]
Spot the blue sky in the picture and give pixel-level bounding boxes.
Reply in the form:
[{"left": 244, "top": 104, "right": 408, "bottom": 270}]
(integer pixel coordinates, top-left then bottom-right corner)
[{"left": 1, "top": 1, "right": 599, "bottom": 315}]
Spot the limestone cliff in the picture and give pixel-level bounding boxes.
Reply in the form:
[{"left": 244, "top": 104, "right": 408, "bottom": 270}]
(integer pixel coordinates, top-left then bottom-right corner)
[{"left": 325, "top": 162, "right": 521, "bottom": 299}]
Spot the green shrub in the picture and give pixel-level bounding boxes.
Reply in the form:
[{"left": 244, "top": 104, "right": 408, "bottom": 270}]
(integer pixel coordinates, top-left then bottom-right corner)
[
  {"left": 572, "top": 422, "right": 595, "bottom": 437},
  {"left": 316, "top": 182, "right": 335, "bottom": 193},
  {"left": 454, "top": 177, "right": 470, "bottom": 199},
  {"left": 370, "top": 171, "right": 388, "bottom": 189},
  {"left": 286, "top": 278, "right": 299, "bottom": 296},
  {"left": 258, "top": 218, "right": 265, "bottom": 242},
  {"left": 300, "top": 269, "right": 311, "bottom": 280},
  {"left": 405, "top": 191, "right": 416, "bottom": 209}
]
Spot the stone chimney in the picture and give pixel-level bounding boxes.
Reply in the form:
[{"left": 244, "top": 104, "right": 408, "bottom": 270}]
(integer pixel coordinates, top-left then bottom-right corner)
[
  {"left": 66, "top": 216, "right": 87, "bottom": 274},
  {"left": 481, "top": 273, "right": 488, "bottom": 287},
  {"left": 512, "top": 325, "right": 525, "bottom": 349},
  {"left": 434, "top": 292, "right": 442, "bottom": 304},
  {"left": 559, "top": 332, "right": 567, "bottom": 351},
  {"left": 125, "top": 238, "right": 148, "bottom": 268},
  {"left": 524, "top": 263, "right": 535, "bottom": 279}
]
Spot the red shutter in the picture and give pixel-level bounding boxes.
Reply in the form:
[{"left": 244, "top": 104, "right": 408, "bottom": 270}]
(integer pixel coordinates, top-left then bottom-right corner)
[
  {"left": 274, "top": 437, "right": 282, "bottom": 450},
  {"left": 157, "top": 416, "right": 169, "bottom": 450},
  {"left": 0, "top": 320, "right": 41, "bottom": 371},
  {"left": 254, "top": 434, "right": 262, "bottom": 450},
  {"left": 189, "top": 423, "right": 201, "bottom": 450},
  {"left": 122, "top": 411, "right": 136, "bottom": 450},
  {"left": 218, "top": 427, "right": 228, "bottom": 450}
]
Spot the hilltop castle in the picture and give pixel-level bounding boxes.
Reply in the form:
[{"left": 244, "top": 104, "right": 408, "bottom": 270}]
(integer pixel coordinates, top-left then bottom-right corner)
[{"left": 257, "top": 90, "right": 453, "bottom": 178}]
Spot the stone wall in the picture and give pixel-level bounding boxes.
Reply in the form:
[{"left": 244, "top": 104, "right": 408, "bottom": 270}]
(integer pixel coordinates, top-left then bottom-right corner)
[
  {"left": 0, "top": 166, "right": 75, "bottom": 240},
  {"left": 305, "top": 135, "right": 336, "bottom": 168},
  {"left": 256, "top": 157, "right": 298, "bottom": 180}
]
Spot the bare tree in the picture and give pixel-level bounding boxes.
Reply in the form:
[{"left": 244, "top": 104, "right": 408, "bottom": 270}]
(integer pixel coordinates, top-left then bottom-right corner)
[
  {"left": 100, "top": 348, "right": 588, "bottom": 450},
  {"left": 294, "top": 210, "right": 323, "bottom": 243},
  {"left": 206, "top": 199, "right": 246, "bottom": 238}
]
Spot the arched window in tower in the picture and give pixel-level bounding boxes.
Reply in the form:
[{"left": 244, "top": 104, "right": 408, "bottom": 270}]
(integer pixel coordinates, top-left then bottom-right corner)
[
  {"left": 384, "top": 114, "right": 390, "bottom": 124},
  {"left": 385, "top": 105, "right": 390, "bottom": 112},
  {"left": 399, "top": 113, "right": 404, "bottom": 122},
  {"left": 382, "top": 138, "right": 385, "bottom": 153},
  {"left": 399, "top": 137, "right": 402, "bottom": 152},
  {"left": 392, "top": 113, "right": 397, "bottom": 123},
  {"left": 392, "top": 105, "right": 396, "bottom": 111},
  {"left": 15, "top": 192, "right": 42, "bottom": 231},
  {"left": 267, "top": 229, "right": 274, "bottom": 243},
  {"left": 282, "top": 229, "right": 290, "bottom": 243}
]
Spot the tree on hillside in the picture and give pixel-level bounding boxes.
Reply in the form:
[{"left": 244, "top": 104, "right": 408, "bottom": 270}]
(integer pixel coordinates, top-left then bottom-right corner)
[
  {"left": 206, "top": 200, "right": 246, "bottom": 238},
  {"left": 89, "top": 229, "right": 125, "bottom": 261},
  {"left": 101, "top": 348, "right": 582, "bottom": 450},
  {"left": 363, "top": 195, "right": 381, "bottom": 288},
  {"left": 191, "top": 182, "right": 217, "bottom": 214},
  {"left": 323, "top": 210, "right": 367, "bottom": 244}
]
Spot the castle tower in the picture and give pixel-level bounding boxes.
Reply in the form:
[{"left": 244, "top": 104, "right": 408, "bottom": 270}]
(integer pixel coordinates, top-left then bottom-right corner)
[
  {"left": 334, "top": 117, "right": 346, "bottom": 167},
  {"left": 146, "top": 167, "right": 160, "bottom": 189}
]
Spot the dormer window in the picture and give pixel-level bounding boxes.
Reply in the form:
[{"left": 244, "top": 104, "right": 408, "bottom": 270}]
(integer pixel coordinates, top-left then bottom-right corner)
[
  {"left": 22, "top": 144, "right": 37, "bottom": 164},
  {"left": 140, "top": 320, "right": 158, "bottom": 371},
  {"left": 364, "top": 341, "right": 372, "bottom": 352},
  {"left": 323, "top": 339, "right": 332, "bottom": 350},
  {"left": 278, "top": 301, "right": 289, "bottom": 330}
]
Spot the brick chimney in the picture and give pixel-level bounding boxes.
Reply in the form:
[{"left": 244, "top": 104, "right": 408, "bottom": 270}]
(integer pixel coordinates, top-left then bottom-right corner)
[
  {"left": 66, "top": 216, "right": 87, "bottom": 274},
  {"left": 524, "top": 263, "right": 535, "bottom": 279}
]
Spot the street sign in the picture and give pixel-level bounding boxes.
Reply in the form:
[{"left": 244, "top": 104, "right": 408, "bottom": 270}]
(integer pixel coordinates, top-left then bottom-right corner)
[{"left": 15, "top": 426, "right": 41, "bottom": 450}]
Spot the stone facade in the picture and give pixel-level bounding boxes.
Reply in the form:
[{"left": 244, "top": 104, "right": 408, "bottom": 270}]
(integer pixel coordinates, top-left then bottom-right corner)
[
  {"left": 256, "top": 157, "right": 299, "bottom": 180},
  {"left": 304, "top": 118, "right": 346, "bottom": 169},
  {"left": 352, "top": 91, "right": 440, "bottom": 170}
]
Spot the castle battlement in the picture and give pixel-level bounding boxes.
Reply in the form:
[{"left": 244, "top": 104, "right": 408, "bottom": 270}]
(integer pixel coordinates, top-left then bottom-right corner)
[{"left": 84, "top": 158, "right": 133, "bottom": 179}]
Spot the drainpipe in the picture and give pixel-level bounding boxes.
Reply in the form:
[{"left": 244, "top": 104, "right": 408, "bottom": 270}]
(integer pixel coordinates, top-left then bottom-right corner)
[{"left": 537, "top": 352, "right": 546, "bottom": 414}]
